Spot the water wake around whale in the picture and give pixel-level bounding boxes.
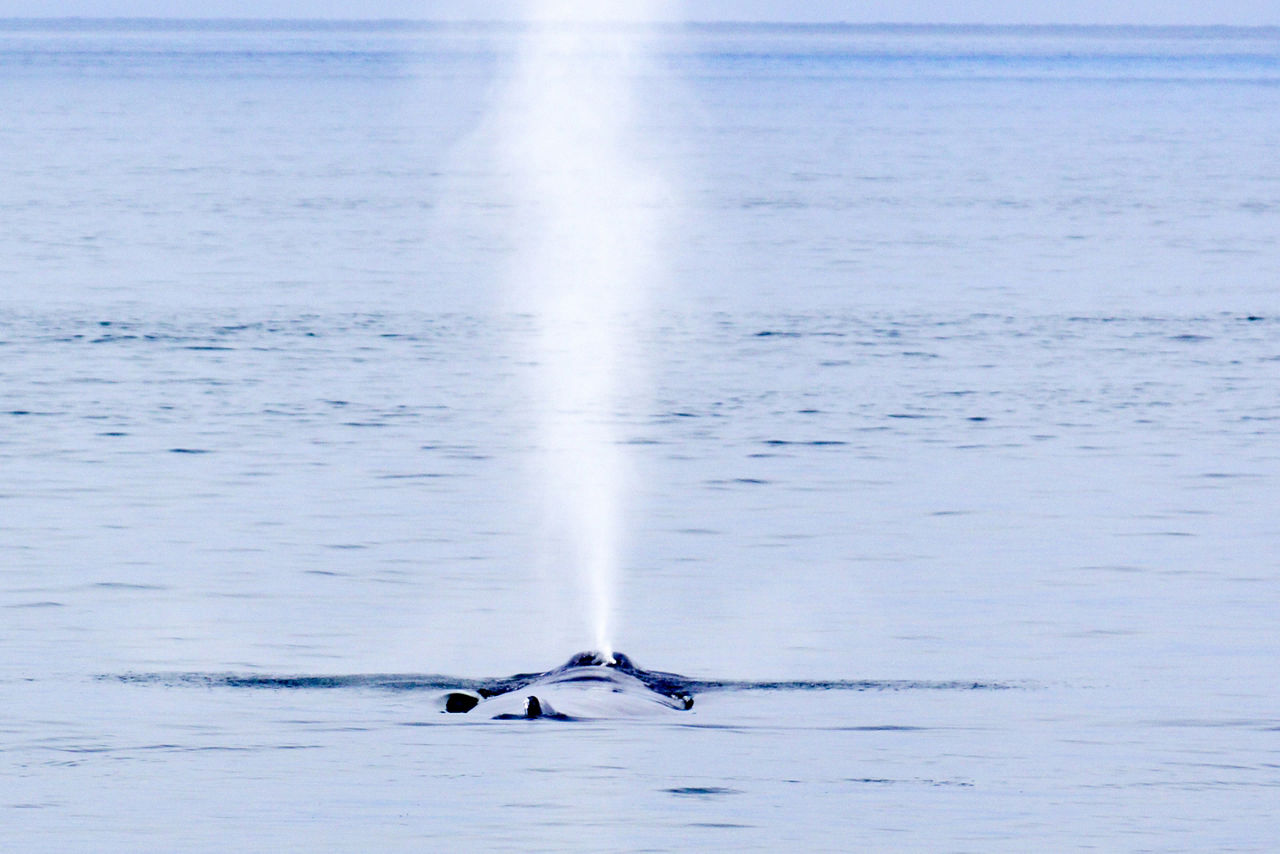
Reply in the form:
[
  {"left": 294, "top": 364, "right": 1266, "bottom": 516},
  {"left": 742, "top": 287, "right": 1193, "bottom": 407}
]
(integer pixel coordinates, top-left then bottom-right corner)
[
  {"left": 108, "top": 651, "right": 1028, "bottom": 698},
  {"left": 110, "top": 672, "right": 1026, "bottom": 694}
]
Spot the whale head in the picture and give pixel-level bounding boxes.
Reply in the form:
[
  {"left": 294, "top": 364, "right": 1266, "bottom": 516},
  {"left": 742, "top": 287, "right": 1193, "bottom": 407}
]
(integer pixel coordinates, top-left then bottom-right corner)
[{"left": 442, "top": 650, "right": 693, "bottom": 719}]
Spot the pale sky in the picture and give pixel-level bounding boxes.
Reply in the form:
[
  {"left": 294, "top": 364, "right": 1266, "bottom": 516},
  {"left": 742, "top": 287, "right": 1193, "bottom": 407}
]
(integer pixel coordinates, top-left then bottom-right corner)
[{"left": 3, "top": 1, "right": 1278, "bottom": 25}]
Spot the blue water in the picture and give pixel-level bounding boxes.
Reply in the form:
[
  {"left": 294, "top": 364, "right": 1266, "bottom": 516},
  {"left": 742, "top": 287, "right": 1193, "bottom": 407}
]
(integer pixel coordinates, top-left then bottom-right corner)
[{"left": 3, "top": 21, "right": 1279, "bottom": 851}]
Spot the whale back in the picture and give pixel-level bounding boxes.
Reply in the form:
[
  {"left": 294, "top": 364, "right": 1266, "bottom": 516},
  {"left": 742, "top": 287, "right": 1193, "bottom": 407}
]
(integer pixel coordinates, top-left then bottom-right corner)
[{"left": 445, "top": 652, "right": 694, "bottom": 720}]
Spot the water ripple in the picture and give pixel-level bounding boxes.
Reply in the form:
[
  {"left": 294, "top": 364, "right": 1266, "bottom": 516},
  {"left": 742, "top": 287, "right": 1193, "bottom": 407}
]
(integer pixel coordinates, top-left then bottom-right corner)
[{"left": 107, "top": 671, "right": 1029, "bottom": 695}]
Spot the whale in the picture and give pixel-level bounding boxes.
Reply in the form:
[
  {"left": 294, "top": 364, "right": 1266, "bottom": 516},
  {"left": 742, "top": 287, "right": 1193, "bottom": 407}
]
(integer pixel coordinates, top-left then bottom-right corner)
[{"left": 441, "top": 651, "right": 694, "bottom": 720}]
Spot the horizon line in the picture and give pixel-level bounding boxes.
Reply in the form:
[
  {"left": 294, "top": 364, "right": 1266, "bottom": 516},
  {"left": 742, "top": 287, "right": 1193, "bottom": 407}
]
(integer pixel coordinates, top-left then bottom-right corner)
[{"left": 2, "top": 18, "right": 1279, "bottom": 30}]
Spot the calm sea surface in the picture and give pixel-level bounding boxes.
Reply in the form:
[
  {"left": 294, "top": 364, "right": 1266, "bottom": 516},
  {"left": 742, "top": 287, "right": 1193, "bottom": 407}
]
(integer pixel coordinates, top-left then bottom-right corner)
[{"left": 3, "top": 20, "right": 1279, "bottom": 851}]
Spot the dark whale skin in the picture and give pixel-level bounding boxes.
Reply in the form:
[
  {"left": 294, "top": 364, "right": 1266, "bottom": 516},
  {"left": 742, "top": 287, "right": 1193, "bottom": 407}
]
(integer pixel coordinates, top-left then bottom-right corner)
[{"left": 443, "top": 651, "right": 694, "bottom": 720}]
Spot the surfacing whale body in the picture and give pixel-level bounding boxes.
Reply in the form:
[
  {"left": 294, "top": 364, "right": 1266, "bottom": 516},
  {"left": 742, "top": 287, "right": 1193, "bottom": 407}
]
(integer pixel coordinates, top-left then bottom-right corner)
[{"left": 442, "top": 651, "right": 694, "bottom": 720}]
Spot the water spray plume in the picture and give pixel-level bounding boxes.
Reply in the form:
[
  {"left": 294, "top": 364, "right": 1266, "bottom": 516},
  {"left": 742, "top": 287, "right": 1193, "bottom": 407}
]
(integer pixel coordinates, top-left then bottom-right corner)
[{"left": 502, "top": 1, "right": 665, "bottom": 657}]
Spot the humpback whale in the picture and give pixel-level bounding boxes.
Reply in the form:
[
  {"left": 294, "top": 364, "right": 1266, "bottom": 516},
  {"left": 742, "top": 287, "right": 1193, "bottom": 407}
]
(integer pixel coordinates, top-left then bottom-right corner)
[{"left": 442, "top": 651, "right": 694, "bottom": 720}]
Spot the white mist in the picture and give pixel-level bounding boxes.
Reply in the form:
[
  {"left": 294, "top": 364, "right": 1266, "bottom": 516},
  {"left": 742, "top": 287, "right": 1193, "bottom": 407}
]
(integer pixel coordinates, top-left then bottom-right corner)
[{"left": 496, "top": 2, "right": 667, "bottom": 657}]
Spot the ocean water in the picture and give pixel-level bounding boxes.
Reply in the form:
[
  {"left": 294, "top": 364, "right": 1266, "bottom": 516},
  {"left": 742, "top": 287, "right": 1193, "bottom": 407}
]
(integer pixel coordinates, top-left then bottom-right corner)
[{"left": 3, "top": 20, "right": 1280, "bottom": 851}]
